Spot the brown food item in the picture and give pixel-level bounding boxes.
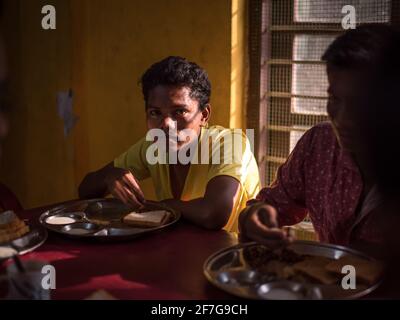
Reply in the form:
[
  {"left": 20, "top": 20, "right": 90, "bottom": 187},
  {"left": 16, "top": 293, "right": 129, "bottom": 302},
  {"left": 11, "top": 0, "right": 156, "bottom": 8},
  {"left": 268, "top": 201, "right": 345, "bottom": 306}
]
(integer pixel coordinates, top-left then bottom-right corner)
[
  {"left": 325, "top": 255, "right": 384, "bottom": 285},
  {"left": 241, "top": 244, "right": 382, "bottom": 287},
  {"left": 243, "top": 245, "right": 307, "bottom": 269},
  {"left": 0, "top": 211, "right": 30, "bottom": 244},
  {"left": 259, "top": 260, "right": 288, "bottom": 279},
  {"left": 279, "top": 247, "right": 307, "bottom": 264},
  {"left": 243, "top": 245, "right": 279, "bottom": 269},
  {"left": 87, "top": 218, "right": 111, "bottom": 226},
  {"left": 291, "top": 256, "right": 338, "bottom": 285},
  {"left": 242, "top": 245, "right": 339, "bottom": 285},
  {"left": 122, "top": 210, "right": 171, "bottom": 228}
]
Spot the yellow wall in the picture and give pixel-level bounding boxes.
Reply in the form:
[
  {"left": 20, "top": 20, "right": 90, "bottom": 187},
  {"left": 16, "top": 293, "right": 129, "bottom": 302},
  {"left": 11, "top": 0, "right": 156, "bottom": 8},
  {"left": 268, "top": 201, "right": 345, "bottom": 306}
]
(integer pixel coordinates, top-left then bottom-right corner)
[
  {"left": 0, "top": 0, "right": 246, "bottom": 208},
  {"left": 230, "top": 0, "right": 247, "bottom": 129},
  {"left": 1, "top": 0, "right": 76, "bottom": 208}
]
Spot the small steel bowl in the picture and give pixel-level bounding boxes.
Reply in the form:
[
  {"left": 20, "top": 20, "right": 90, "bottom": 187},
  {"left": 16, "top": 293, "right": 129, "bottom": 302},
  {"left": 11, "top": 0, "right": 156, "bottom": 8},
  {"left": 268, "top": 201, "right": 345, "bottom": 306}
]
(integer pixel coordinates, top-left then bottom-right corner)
[
  {"left": 45, "top": 213, "right": 85, "bottom": 226},
  {"left": 216, "top": 269, "right": 264, "bottom": 286},
  {"left": 257, "top": 281, "right": 323, "bottom": 300},
  {"left": 61, "top": 223, "right": 99, "bottom": 236}
]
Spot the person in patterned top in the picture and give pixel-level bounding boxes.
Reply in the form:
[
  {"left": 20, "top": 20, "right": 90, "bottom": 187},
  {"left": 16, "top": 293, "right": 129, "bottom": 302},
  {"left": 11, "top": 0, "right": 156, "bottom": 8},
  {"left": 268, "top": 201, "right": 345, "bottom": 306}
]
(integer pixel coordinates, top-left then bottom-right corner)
[{"left": 239, "top": 25, "right": 400, "bottom": 252}]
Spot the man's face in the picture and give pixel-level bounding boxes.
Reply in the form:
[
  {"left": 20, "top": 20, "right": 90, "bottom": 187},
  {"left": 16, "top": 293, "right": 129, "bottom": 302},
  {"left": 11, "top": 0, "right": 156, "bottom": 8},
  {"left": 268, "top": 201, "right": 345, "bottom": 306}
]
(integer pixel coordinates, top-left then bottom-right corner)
[
  {"left": 326, "top": 66, "right": 366, "bottom": 154},
  {"left": 146, "top": 85, "right": 210, "bottom": 151}
]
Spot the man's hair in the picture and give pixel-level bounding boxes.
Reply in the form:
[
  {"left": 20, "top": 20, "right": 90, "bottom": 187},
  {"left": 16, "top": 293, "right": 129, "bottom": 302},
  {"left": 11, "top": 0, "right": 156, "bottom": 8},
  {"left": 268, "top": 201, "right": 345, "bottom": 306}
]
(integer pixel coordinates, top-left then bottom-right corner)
[{"left": 140, "top": 56, "right": 211, "bottom": 110}]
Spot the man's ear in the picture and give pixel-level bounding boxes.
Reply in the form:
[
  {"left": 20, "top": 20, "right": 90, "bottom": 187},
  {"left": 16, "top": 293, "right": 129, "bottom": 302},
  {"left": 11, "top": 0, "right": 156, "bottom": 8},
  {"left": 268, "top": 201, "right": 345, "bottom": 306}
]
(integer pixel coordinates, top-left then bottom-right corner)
[{"left": 200, "top": 104, "right": 211, "bottom": 125}]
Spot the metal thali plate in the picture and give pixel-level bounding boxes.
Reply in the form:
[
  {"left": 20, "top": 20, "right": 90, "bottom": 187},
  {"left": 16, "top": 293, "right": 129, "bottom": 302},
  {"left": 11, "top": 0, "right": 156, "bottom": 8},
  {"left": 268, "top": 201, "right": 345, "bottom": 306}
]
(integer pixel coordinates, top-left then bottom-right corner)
[
  {"left": 0, "top": 223, "right": 48, "bottom": 261},
  {"left": 204, "top": 241, "right": 383, "bottom": 300},
  {"left": 39, "top": 198, "right": 180, "bottom": 242}
]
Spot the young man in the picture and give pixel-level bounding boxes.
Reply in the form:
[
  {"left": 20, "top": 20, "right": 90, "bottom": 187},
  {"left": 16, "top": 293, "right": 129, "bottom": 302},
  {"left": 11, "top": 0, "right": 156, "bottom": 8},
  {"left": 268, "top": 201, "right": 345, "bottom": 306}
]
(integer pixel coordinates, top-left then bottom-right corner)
[
  {"left": 79, "top": 56, "right": 260, "bottom": 232},
  {"left": 239, "top": 25, "right": 400, "bottom": 249}
]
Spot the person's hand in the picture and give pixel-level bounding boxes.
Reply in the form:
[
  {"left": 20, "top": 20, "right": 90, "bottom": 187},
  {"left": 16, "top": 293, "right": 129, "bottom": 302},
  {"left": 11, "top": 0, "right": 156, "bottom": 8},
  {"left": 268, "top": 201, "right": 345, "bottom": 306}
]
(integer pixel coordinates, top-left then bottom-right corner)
[
  {"left": 105, "top": 167, "right": 145, "bottom": 208},
  {"left": 239, "top": 202, "right": 295, "bottom": 248}
]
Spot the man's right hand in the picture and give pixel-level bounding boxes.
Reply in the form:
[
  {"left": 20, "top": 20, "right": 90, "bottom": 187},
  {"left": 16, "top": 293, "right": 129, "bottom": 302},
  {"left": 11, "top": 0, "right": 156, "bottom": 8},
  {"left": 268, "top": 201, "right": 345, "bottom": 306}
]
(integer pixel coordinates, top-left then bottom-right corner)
[
  {"left": 239, "top": 202, "right": 294, "bottom": 248},
  {"left": 105, "top": 167, "right": 145, "bottom": 208}
]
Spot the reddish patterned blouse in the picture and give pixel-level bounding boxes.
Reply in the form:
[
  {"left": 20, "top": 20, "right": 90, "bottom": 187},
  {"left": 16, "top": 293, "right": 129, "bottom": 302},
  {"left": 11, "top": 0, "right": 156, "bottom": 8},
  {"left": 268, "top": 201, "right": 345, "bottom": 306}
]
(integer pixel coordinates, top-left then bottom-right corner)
[{"left": 252, "top": 122, "right": 384, "bottom": 246}]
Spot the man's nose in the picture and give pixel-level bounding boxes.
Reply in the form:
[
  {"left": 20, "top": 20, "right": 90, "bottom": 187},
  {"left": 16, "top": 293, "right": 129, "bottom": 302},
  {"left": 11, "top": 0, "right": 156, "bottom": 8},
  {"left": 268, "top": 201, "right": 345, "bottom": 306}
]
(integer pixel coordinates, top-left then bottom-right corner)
[{"left": 160, "top": 116, "right": 176, "bottom": 131}]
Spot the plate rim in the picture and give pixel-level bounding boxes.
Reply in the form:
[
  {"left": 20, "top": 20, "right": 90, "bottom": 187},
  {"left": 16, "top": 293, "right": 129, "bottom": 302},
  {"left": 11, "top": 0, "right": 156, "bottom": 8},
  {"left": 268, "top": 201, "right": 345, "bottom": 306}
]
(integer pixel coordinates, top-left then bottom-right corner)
[
  {"left": 0, "top": 223, "right": 48, "bottom": 257},
  {"left": 203, "top": 241, "right": 383, "bottom": 300},
  {"left": 39, "top": 198, "right": 181, "bottom": 241}
]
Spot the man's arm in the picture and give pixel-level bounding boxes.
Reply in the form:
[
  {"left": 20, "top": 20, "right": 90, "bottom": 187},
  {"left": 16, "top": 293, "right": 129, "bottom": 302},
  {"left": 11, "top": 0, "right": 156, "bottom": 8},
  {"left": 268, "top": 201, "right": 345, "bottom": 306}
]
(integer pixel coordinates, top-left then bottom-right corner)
[
  {"left": 162, "top": 175, "right": 240, "bottom": 230},
  {"left": 78, "top": 162, "right": 145, "bottom": 207},
  {"left": 78, "top": 162, "right": 113, "bottom": 199}
]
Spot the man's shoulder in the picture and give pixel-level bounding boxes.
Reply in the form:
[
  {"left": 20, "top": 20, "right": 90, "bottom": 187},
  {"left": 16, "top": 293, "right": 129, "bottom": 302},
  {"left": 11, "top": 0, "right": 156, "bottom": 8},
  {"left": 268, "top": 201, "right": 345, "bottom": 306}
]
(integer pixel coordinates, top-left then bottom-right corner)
[
  {"left": 206, "top": 125, "right": 252, "bottom": 141},
  {"left": 117, "top": 136, "right": 154, "bottom": 160}
]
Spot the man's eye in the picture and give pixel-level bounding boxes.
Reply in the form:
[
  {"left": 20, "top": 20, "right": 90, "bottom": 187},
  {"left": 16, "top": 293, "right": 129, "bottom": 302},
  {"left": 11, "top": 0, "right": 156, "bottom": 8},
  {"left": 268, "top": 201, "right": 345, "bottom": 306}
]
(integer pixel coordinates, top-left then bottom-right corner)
[
  {"left": 175, "top": 109, "right": 187, "bottom": 116},
  {"left": 148, "top": 110, "right": 160, "bottom": 117}
]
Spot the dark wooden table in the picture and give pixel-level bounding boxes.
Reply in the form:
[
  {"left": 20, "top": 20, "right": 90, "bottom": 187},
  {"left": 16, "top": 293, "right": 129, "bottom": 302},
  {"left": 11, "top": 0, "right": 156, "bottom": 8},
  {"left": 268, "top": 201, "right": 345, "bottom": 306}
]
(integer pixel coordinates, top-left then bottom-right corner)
[{"left": 2, "top": 202, "right": 238, "bottom": 300}]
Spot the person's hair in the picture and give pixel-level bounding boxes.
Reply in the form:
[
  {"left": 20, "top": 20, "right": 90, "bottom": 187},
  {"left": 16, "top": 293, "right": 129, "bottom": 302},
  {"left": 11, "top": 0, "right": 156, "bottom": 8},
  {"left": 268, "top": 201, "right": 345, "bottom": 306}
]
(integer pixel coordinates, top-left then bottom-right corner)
[
  {"left": 140, "top": 56, "right": 211, "bottom": 110},
  {"left": 323, "top": 25, "right": 400, "bottom": 196},
  {"left": 322, "top": 24, "right": 400, "bottom": 74}
]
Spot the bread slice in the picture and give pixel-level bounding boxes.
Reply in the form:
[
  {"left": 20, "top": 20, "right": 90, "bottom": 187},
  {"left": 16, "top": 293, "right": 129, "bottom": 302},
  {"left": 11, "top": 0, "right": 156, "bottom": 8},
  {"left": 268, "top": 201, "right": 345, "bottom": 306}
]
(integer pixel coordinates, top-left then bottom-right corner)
[
  {"left": 325, "top": 255, "right": 384, "bottom": 285},
  {"left": 291, "top": 256, "right": 338, "bottom": 285},
  {"left": 122, "top": 210, "right": 171, "bottom": 228},
  {"left": 0, "top": 210, "right": 30, "bottom": 244}
]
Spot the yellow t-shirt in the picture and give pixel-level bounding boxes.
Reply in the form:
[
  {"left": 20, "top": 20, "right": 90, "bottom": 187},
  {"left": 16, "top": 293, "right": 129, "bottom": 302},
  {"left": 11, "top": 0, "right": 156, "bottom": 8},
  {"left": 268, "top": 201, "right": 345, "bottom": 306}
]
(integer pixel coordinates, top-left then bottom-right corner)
[{"left": 114, "top": 125, "right": 260, "bottom": 232}]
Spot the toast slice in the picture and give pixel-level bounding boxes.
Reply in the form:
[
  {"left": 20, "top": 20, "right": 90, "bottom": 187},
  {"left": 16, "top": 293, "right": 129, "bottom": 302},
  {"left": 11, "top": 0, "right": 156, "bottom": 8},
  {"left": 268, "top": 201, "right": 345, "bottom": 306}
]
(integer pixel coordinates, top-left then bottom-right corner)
[
  {"left": 122, "top": 210, "right": 171, "bottom": 228},
  {"left": 0, "top": 210, "right": 30, "bottom": 244},
  {"left": 291, "top": 256, "right": 338, "bottom": 285},
  {"left": 325, "top": 255, "right": 384, "bottom": 285}
]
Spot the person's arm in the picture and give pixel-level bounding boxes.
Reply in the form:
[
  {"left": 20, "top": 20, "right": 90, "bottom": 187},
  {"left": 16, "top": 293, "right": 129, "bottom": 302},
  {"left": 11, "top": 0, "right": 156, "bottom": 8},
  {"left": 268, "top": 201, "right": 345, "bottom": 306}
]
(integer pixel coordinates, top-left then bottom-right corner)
[
  {"left": 78, "top": 162, "right": 112, "bottom": 199},
  {"left": 239, "top": 126, "right": 318, "bottom": 245},
  {"left": 238, "top": 203, "right": 294, "bottom": 248},
  {"left": 78, "top": 162, "right": 145, "bottom": 208},
  {"left": 161, "top": 175, "right": 240, "bottom": 230}
]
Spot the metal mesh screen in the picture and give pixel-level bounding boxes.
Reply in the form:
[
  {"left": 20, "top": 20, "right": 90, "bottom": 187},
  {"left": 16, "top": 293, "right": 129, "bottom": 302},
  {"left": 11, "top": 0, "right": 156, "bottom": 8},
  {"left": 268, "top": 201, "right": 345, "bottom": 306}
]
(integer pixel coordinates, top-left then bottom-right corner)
[{"left": 260, "top": 0, "right": 394, "bottom": 185}]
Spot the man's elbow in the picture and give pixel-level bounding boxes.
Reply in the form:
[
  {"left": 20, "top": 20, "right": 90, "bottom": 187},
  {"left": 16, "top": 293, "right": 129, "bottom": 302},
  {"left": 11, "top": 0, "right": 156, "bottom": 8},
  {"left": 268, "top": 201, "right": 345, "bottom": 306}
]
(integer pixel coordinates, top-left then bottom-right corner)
[{"left": 201, "top": 207, "right": 230, "bottom": 230}]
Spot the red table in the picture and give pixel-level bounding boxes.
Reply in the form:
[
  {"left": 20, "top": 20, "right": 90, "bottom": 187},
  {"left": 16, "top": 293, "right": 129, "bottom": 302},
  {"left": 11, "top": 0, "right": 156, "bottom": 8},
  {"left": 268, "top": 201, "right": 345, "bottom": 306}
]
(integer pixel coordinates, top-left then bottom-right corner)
[{"left": 3, "top": 202, "right": 238, "bottom": 300}]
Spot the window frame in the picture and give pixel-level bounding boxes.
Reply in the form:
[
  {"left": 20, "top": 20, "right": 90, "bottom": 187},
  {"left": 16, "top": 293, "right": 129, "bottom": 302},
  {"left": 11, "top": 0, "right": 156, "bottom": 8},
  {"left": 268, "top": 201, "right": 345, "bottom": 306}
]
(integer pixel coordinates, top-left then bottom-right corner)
[{"left": 248, "top": 0, "right": 400, "bottom": 187}]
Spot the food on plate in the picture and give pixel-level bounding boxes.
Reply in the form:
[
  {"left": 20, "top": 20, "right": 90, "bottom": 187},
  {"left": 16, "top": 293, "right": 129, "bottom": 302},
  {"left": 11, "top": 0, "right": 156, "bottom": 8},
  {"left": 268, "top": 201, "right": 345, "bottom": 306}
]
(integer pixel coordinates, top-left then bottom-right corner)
[
  {"left": 64, "top": 228, "right": 93, "bottom": 235},
  {"left": 243, "top": 245, "right": 306, "bottom": 269},
  {"left": 0, "top": 210, "right": 30, "bottom": 244},
  {"left": 242, "top": 245, "right": 383, "bottom": 286},
  {"left": 122, "top": 210, "right": 171, "bottom": 228},
  {"left": 291, "top": 256, "right": 338, "bottom": 285},
  {"left": 86, "top": 218, "right": 111, "bottom": 226},
  {"left": 325, "top": 255, "right": 384, "bottom": 285},
  {"left": 45, "top": 216, "right": 77, "bottom": 225}
]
